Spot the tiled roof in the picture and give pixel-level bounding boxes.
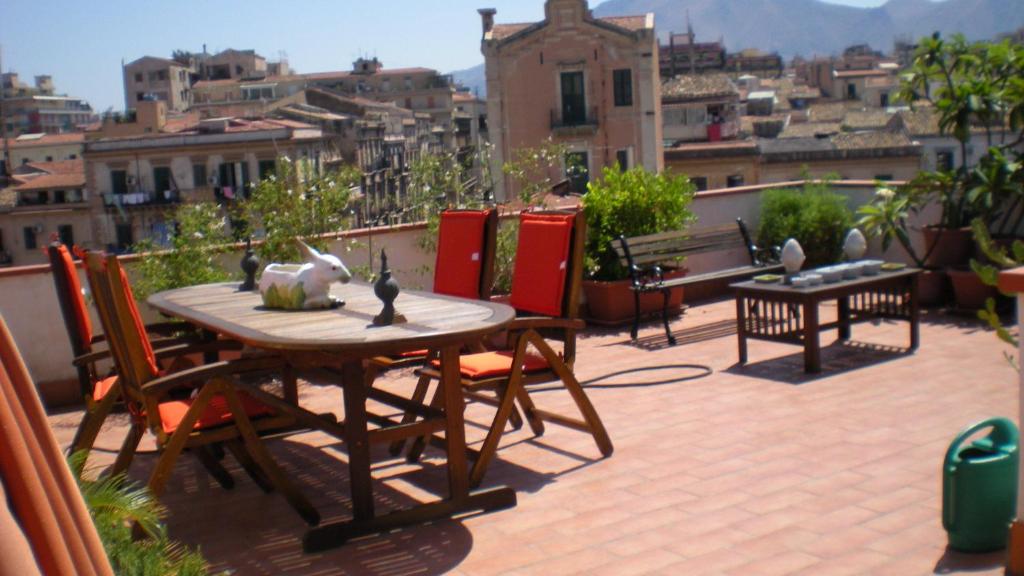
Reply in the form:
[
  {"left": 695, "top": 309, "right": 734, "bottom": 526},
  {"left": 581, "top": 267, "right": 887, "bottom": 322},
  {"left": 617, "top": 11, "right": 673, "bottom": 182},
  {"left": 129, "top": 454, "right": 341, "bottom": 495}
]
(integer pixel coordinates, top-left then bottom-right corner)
[
  {"left": 780, "top": 122, "right": 841, "bottom": 139},
  {"left": 832, "top": 130, "right": 914, "bottom": 150},
  {"left": 842, "top": 109, "right": 894, "bottom": 131},
  {"left": 490, "top": 23, "right": 537, "bottom": 40},
  {"left": 193, "top": 67, "right": 438, "bottom": 89},
  {"left": 662, "top": 74, "right": 738, "bottom": 101},
  {"left": 894, "top": 107, "right": 941, "bottom": 136},
  {"left": 4, "top": 133, "right": 85, "bottom": 148},
  {"left": 807, "top": 102, "right": 859, "bottom": 123},
  {"left": 24, "top": 159, "right": 83, "bottom": 175},
  {"left": 12, "top": 173, "right": 85, "bottom": 192}
]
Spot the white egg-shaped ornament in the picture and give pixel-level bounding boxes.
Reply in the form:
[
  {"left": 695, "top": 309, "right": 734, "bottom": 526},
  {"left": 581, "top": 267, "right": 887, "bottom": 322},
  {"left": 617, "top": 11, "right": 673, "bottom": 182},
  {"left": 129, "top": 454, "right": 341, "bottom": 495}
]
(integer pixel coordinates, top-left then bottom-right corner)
[
  {"left": 781, "top": 238, "right": 806, "bottom": 279},
  {"left": 843, "top": 228, "right": 868, "bottom": 261}
]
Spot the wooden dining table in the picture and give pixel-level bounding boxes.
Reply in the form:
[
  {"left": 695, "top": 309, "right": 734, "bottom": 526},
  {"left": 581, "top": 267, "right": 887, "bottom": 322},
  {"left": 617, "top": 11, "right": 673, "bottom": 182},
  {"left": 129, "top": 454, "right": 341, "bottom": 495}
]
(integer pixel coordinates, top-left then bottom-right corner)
[{"left": 148, "top": 281, "right": 518, "bottom": 552}]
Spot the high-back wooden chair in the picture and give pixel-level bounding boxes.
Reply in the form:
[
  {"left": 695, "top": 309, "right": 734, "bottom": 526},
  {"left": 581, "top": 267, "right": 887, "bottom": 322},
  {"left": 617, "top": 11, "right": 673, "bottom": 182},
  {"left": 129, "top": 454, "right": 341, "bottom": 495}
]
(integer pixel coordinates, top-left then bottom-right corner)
[
  {"left": 366, "top": 208, "right": 499, "bottom": 378},
  {"left": 410, "top": 210, "right": 613, "bottom": 486},
  {"left": 48, "top": 242, "right": 205, "bottom": 456},
  {"left": 48, "top": 242, "right": 122, "bottom": 456},
  {"left": 0, "top": 312, "right": 114, "bottom": 576},
  {"left": 83, "top": 251, "right": 320, "bottom": 526}
]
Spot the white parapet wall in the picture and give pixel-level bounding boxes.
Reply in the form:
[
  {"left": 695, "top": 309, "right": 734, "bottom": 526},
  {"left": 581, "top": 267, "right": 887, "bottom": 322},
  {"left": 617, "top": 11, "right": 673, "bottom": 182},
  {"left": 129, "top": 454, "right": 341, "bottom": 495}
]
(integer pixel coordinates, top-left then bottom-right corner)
[{"left": 0, "top": 181, "right": 940, "bottom": 407}]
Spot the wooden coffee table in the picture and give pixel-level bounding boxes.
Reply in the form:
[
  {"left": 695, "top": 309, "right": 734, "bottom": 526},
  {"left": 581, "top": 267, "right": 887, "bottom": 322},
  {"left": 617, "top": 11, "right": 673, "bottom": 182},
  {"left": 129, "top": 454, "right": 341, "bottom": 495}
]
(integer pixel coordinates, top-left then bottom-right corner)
[
  {"left": 149, "top": 281, "right": 518, "bottom": 552},
  {"left": 731, "top": 269, "right": 920, "bottom": 373}
]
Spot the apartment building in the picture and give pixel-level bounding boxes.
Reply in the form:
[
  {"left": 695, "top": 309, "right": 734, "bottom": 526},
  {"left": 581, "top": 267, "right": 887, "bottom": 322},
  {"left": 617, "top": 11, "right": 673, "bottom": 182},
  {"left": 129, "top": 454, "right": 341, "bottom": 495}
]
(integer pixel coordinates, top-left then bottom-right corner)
[
  {"left": 122, "top": 56, "right": 194, "bottom": 112},
  {"left": 1, "top": 73, "right": 95, "bottom": 137},
  {"left": 662, "top": 74, "right": 741, "bottom": 145},
  {"left": 83, "top": 100, "right": 326, "bottom": 251},
  {"left": 0, "top": 159, "right": 90, "bottom": 267},
  {"left": 480, "top": 0, "right": 662, "bottom": 200},
  {"left": 1, "top": 133, "right": 84, "bottom": 178},
  {"left": 660, "top": 31, "right": 783, "bottom": 80}
]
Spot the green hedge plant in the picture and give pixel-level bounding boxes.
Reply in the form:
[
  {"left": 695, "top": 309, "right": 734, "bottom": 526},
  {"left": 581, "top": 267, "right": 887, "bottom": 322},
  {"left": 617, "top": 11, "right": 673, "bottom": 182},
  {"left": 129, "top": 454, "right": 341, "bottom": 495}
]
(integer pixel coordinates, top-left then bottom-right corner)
[
  {"left": 757, "top": 180, "right": 854, "bottom": 267},
  {"left": 582, "top": 167, "right": 696, "bottom": 282}
]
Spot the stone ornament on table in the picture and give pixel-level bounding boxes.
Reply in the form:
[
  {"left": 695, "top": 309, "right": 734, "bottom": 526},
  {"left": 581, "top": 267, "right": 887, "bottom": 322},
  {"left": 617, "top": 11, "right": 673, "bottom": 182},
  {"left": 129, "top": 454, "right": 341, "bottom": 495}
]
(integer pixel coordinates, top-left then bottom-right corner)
[
  {"left": 373, "top": 249, "right": 406, "bottom": 326},
  {"left": 781, "top": 238, "right": 806, "bottom": 281},
  {"left": 239, "top": 237, "right": 259, "bottom": 291},
  {"left": 843, "top": 228, "right": 868, "bottom": 261},
  {"left": 258, "top": 240, "right": 352, "bottom": 310}
]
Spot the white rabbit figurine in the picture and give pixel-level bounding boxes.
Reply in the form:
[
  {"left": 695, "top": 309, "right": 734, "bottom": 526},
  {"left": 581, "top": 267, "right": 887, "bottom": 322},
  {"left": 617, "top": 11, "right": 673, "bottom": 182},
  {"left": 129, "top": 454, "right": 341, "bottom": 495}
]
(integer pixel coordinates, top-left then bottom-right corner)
[{"left": 259, "top": 240, "right": 352, "bottom": 310}]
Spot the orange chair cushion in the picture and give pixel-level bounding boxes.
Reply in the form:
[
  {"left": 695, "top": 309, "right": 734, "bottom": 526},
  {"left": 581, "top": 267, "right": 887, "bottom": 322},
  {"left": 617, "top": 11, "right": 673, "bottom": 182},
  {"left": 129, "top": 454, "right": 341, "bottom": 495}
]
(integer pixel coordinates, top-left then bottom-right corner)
[
  {"left": 56, "top": 245, "right": 93, "bottom": 348},
  {"left": 157, "top": 392, "right": 274, "bottom": 436},
  {"left": 434, "top": 209, "right": 491, "bottom": 299},
  {"left": 91, "top": 375, "right": 118, "bottom": 402},
  {"left": 398, "top": 349, "right": 429, "bottom": 358},
  {"left": 509, "top": 213, "right": 575, "bottom": 317},
  {"left": 431, "top": 350, "right": 550, "bottom": 380},
  {"left": 118, "top": 267, "right": 159, "bottom": 378}
]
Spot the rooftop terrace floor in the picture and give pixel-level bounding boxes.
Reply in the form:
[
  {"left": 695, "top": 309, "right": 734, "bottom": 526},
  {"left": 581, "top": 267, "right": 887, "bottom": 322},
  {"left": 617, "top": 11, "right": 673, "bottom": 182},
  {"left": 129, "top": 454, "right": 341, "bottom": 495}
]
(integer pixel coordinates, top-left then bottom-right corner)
[{"left": 48, "top": 298, "right": 1016, "bottom": 575}]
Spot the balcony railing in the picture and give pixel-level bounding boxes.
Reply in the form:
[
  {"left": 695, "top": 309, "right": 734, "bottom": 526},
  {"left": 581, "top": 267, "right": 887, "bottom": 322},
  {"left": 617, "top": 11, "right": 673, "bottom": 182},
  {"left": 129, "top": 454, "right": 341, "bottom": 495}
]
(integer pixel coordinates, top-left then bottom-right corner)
[
  {"left": 550, "top": 107, "right": 599, "bottom": 133},
  {"left": 102, "top": 190, "right": 181, "bottom": 208}
]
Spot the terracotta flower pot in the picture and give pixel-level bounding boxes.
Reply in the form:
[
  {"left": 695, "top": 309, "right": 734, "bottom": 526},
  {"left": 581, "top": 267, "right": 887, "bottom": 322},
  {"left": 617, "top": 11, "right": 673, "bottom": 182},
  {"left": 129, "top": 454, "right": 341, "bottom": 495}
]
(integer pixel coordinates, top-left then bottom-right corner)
[
  {"left": 923, "top": 226, "right": 974, "bottom": 268},
  {"left": 583, "top": 269, "right": 687, "bottom": 326},
  {"left": 948, "top": 268, "right": 999, "bottom": 311}
]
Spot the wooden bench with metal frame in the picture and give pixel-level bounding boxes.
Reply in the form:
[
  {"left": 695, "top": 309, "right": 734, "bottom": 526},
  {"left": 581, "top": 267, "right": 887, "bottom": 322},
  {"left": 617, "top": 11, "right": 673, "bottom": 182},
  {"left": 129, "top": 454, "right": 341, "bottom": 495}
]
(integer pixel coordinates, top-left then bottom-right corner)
[{"left": 615, "top": 217, "right": 782, "bottom": 345}]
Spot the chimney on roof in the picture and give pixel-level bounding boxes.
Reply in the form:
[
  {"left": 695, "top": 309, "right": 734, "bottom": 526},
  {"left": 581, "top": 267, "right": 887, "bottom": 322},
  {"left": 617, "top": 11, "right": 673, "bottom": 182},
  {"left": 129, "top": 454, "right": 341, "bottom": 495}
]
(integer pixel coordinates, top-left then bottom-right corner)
[{"left": 478, "top": 8, "right": 497, "bottom": 37}]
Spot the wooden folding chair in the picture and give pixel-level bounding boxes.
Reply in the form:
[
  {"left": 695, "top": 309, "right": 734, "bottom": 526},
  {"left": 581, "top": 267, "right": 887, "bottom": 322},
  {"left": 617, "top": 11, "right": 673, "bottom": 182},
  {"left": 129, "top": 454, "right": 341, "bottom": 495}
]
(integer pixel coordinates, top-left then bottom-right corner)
[
  {"left": 409, "top": 210, "right": 614, "bottom": 487},
  {"left": 48, "top": 242, "right": 206, "bottom": 457},
  {"left": 83, "top": 251, "right": 319, "bottom": 526},
  {"left": 365, "top": 208, "right": 499, "bottom": 376}
]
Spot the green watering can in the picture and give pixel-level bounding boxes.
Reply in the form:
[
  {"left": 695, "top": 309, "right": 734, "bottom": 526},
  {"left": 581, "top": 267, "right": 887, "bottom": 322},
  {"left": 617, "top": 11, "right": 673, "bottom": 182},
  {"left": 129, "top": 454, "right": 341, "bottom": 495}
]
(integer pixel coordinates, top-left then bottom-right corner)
[{"left": 943, "top": 417, "right": 1019, "bottom": 552}]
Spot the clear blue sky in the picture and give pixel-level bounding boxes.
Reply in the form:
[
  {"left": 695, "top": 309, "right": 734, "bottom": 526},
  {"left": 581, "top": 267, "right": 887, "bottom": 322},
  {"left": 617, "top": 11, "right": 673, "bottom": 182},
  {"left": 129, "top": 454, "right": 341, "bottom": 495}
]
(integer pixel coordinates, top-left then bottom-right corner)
[{"left": 1, "top": 0, "right": 890, "bottom": 113}]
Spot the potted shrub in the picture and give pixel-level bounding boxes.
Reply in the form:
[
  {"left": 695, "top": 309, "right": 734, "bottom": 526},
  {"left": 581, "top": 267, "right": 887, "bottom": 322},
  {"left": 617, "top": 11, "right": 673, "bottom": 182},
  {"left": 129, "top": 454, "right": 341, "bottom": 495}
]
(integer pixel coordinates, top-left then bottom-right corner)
[
  {"left": 757, "top": 179, "right": 853, "bottom": 268},
  {"left": 581, "top": 166, "right": 696, "bottom": 324}
]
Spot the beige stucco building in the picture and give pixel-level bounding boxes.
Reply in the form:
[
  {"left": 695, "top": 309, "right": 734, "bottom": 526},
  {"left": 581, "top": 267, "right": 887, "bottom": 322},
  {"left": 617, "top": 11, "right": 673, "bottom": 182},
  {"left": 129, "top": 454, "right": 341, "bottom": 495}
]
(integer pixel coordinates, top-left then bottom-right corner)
[
  {"left": 123, "top": 56, "right": 194, "bottom": 113},
  {"left": 83, "top": 100, "right": 326, "bottom": 251},
  {"left": 480, "top": 0, "right": 662, "bottom": 200}
]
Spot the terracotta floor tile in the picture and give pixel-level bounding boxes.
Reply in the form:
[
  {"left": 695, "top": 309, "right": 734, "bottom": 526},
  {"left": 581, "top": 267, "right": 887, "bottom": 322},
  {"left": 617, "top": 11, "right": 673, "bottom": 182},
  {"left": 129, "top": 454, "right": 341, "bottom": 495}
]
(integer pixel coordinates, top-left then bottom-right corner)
[{"left": 49, "top": 301, "right": 1013, "bottom": 575}]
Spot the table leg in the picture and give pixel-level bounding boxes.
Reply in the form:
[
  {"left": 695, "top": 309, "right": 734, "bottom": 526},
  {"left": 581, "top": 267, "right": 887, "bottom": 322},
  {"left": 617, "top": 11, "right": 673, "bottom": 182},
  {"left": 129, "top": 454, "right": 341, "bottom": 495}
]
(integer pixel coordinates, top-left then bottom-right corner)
[
  {"left": 837, "top": 296, "right": 851, "bottom": 340},
  {"left": 440, "top": 345, "right": 469, "bottom": 500},
  {"left": 909, "top": 273, "right": 920, "bottom": 351},
  {"left": 736, "top": 294, "right": 748, "bottom": 364},
  {"left": 803, "top": 301, "right": 821, "bottom": 373},
  {"left": 341, "top": 360, "right": 374, "bottom": 522},
  {"left": 201, "top": 329, "right": 218, "bottom": 364}
]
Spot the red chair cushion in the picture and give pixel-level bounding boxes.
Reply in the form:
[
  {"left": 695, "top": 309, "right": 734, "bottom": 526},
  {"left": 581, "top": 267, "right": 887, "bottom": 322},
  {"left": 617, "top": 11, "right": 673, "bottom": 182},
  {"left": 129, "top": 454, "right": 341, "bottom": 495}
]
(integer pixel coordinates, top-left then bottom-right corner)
[
  {"left": 157, "top": 391, "right": 274, "bottom": 435},
  {"left": 434, "top": 209, "right": 491, "bottom": 299},
  {"left": 509, "top": 213, "right": 575, "bottom": 317},
  {"left": 56, "top": 245, "right": 93, "bottom": 348},
  {"left": 431, "top": 350, "right": 550, "bottom": 380},
  {"left": 91, "top": 375, "right": 118, "bottom": 402},
  {"left": 118, "top": 267, "right": 159, "bottom": 378}
]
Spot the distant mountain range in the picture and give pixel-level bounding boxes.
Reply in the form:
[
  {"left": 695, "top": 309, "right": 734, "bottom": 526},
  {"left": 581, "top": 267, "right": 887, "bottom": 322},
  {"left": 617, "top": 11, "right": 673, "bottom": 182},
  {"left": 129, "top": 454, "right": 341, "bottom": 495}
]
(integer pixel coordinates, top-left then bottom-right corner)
[{"left": 449, "top": 0, "right": 1024, "bottom": 97}]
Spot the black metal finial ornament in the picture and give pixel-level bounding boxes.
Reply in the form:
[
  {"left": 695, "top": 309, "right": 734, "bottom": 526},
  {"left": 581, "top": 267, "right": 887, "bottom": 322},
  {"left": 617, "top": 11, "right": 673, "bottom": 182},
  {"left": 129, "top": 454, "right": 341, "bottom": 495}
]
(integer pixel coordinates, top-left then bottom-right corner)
[
  {"left": 240, "top": 237, "right": 259, "bottom": 291},
  {"left": 373, "top": 249, "right": 406, "bottom": 326}
]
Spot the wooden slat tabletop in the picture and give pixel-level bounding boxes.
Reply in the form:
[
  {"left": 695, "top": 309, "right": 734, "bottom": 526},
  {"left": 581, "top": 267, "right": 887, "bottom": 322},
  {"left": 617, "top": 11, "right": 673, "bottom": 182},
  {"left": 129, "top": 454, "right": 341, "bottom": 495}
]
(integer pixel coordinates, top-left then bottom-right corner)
[{"left": 148, "top": 282, "right": 515, "bottom": 356}]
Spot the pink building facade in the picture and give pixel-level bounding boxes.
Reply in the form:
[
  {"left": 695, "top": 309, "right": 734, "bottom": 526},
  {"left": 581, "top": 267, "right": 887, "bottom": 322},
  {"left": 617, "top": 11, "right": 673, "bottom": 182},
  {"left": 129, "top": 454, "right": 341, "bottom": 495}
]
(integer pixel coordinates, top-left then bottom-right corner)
[{"left": 480, "top": 0, "right": 662, "bottom": 200}]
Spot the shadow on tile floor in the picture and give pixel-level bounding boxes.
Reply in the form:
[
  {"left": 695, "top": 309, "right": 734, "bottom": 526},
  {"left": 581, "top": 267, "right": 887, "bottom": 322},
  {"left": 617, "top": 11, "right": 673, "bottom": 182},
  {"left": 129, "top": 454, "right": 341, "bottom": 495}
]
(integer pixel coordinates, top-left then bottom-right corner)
[
  {"left": 933, "top": 546, "right": 1008, "bottom": 574},
  {"left": 724, "top": 339, "right": 914, "bottom": 385}
]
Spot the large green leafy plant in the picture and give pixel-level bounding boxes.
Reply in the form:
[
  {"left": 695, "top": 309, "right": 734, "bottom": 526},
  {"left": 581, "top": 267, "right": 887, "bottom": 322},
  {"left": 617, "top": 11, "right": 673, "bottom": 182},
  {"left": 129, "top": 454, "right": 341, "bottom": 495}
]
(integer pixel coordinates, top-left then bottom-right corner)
[
  {"left": 582, "top": 167, "right": 696, "bottom": 281},
  {"left": 71, "top": 453, "right": 211, "bottom": 575},
  {"left": 758, "top": 179, "right": 853, "bottom": 267},
  {"left": 132, "top": 202, "right": 236, "bottom": 299}
]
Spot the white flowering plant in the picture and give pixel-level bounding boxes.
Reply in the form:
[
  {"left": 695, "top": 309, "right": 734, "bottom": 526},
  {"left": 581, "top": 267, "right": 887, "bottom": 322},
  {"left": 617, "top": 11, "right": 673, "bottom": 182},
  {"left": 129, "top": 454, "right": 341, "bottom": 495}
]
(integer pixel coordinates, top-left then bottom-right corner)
[{"left": 856, "top": 183, "right": 932, "bottom": 267}]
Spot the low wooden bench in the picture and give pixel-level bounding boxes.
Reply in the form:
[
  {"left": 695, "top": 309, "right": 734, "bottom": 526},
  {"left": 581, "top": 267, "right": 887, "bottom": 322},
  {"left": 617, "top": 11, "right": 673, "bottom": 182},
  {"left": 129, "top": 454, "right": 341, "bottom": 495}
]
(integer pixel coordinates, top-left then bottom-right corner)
[{"left": 614, "top": 218, "right": 782, "bottom": 345}]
